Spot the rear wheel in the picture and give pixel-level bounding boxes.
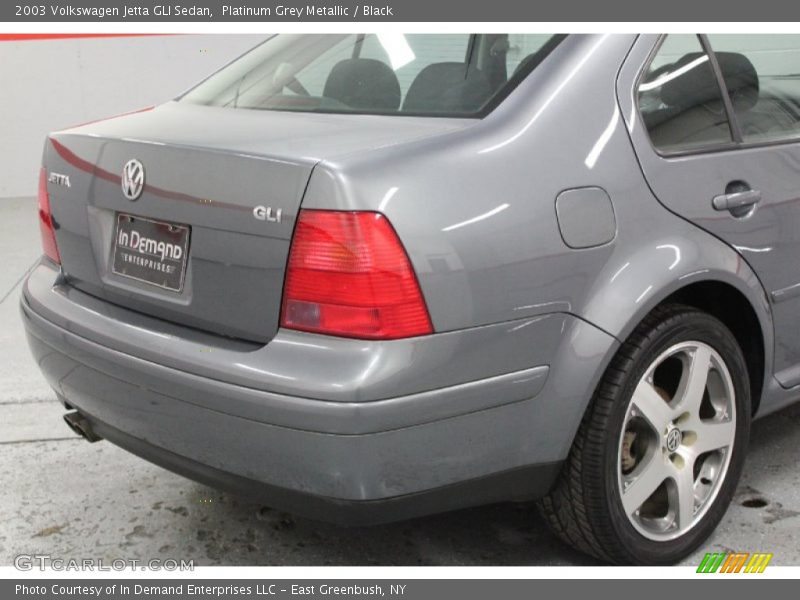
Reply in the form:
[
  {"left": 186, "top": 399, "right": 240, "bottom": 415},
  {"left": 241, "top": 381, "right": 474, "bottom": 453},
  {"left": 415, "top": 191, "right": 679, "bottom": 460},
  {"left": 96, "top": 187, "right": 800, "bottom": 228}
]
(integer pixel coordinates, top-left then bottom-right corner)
[{"left": 538, "top": 304, "right": 751, "bottom": 564}]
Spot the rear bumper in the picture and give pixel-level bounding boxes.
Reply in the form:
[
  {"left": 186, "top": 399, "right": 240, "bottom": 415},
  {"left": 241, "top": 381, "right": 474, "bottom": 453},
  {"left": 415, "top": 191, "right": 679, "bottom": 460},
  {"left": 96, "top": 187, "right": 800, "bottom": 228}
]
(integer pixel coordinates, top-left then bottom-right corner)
[
  {"left": 73, "top": 415, "right": 562, "bottom": 526},
  {"left": 21, "top": 261, "right": 619, "bottom": 524}
]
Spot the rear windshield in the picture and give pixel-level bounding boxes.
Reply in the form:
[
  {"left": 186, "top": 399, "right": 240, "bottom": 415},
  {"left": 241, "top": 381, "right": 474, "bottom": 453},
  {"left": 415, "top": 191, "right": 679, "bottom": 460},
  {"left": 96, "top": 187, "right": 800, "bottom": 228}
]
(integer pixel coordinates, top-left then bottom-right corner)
[{"left": 180, "top": 34, "right": 565, "bottom": 118}]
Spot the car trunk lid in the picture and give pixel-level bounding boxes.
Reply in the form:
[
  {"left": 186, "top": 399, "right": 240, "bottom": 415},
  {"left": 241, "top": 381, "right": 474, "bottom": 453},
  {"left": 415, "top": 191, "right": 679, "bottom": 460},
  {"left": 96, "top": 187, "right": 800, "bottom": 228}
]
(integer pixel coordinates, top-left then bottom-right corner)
[{"left": 43, "top": 102, "right": 470, "bottom": 342}]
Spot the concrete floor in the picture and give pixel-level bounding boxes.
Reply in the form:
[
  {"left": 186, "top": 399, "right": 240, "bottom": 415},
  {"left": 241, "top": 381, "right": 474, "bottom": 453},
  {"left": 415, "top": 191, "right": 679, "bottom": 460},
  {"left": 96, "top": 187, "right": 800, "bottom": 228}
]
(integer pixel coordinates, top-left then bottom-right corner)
[{"left": 1, "top": 196, "right": 798, "bottom": 566}]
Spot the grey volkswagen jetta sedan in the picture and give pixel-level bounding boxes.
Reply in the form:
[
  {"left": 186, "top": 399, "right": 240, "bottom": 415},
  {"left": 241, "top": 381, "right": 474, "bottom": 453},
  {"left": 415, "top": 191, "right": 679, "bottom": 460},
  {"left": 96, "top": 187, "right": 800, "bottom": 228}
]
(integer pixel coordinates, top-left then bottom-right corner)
[{"left": 21, "top": 33, "right": 800, "bottom": 564}]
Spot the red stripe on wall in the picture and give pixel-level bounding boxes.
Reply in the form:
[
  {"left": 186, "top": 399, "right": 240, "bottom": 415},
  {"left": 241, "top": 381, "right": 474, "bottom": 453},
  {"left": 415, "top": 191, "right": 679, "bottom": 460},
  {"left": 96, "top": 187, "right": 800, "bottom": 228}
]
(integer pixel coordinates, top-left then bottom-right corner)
[{"left": 0, "top": 34, "right": 173, "bottom": 42}]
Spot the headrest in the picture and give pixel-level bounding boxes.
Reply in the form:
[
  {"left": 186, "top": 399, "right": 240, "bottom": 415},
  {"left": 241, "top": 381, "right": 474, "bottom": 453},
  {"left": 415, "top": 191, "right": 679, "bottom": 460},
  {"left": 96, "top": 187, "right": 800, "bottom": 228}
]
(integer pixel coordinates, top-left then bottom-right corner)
[
  {"left": 716, "top": 52, "right": 760, "bottom": 110},
  {"left": 660, "top": 52, "right": 759, "bottom": 112},
  {"left": 403, "top": 62, "right": 491, "bottom": 113},
  {"left": 322, "top": 58, "right": 401, "bottom": 111}
]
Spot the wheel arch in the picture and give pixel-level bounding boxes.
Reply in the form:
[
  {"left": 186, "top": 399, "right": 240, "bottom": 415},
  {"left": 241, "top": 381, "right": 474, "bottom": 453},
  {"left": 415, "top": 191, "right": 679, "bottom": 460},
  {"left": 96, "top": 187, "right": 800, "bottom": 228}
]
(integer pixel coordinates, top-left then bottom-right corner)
[
  {"left": 660, "top": 281, "right": 765, "bottom": 415},
  {"left": 579, "top": 235, "right": 773, "bottom": 417}
]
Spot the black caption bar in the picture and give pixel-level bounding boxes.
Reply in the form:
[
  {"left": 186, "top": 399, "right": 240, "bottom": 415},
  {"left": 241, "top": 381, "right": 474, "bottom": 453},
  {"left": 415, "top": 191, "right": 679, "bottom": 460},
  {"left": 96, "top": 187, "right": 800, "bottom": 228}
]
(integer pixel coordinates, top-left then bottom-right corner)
[
  {"left": 4, "top": 579, "right": 790, "bottom": 599},
  {"left": 1, "top": 0, "right": 799, "bottom": 22}
]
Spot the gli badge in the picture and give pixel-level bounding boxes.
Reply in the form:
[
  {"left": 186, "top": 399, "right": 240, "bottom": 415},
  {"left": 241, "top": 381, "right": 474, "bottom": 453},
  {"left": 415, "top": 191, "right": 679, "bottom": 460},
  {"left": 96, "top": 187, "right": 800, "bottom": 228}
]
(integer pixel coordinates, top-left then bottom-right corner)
[
  {"left": 121, "top": 159, "right": 145, "bottom": 201},
  {"left": 253, "top": 205, "right": 282, "bottom": 223}
]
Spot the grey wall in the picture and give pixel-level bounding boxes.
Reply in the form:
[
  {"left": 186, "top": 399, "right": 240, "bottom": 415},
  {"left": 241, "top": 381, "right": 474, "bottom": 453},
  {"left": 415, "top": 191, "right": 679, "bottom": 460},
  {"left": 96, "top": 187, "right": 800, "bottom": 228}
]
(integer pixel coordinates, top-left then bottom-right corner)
[{"left": 0, "top": 34, "right": 266, "bottom": 198}]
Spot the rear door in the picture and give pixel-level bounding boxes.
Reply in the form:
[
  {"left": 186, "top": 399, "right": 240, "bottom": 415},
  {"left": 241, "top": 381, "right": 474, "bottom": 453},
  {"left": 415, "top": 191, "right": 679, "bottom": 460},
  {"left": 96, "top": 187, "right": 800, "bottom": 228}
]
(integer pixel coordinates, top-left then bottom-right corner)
[{"left": 620, "top": 34, "right": 800, "bottom": 388}]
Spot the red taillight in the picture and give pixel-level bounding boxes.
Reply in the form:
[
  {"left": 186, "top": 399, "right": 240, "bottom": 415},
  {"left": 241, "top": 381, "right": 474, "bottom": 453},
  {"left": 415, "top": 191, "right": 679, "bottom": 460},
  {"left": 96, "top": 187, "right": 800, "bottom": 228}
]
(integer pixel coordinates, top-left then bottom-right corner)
[
  {"left": 38, "top": 167, "right": 60, "bottom": 264},
  {"left": 281, "top": 210, "right": 433, "bottom": 340}
]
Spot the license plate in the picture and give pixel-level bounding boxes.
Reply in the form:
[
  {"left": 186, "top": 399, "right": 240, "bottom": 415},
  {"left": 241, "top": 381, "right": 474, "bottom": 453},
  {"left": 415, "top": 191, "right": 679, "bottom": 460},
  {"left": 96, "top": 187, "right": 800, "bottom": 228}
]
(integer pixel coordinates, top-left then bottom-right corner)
[{"left": 111, "top": 213, "right": 190, "bottom": 292}]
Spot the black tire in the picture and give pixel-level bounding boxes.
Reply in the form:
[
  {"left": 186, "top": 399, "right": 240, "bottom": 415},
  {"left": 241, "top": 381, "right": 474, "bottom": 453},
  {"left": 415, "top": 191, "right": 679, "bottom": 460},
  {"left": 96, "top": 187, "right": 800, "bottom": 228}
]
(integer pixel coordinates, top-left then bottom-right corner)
[{"left": 537, "top": 303, "right": 752, "bottom": 565}]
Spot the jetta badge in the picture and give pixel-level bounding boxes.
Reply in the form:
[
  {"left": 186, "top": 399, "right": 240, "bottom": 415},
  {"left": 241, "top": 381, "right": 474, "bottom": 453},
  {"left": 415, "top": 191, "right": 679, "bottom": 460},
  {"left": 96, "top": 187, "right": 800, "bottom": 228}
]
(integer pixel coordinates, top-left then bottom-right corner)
[
  {"left": 121, "top": 159, "right": 145, "bottom": 201},
  {"left": 48, "top": 172, "right": 71, "bottom": 188}
]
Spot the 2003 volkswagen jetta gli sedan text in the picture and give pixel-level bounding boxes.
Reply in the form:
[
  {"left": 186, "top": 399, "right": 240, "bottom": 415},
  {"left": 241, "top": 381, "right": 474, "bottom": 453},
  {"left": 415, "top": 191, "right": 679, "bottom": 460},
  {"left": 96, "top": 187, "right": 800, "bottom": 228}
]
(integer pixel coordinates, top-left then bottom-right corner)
[{"left": 21, "top": 33, "right": 800, "bottom": 564}]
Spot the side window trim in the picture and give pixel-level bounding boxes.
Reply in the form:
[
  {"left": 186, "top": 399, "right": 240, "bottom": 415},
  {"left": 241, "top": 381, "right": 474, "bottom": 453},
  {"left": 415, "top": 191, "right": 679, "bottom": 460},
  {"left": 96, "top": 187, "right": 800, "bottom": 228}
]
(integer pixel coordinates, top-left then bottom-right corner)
[{"left": 698, "top": 34, "right": 744, "bottom": 143}]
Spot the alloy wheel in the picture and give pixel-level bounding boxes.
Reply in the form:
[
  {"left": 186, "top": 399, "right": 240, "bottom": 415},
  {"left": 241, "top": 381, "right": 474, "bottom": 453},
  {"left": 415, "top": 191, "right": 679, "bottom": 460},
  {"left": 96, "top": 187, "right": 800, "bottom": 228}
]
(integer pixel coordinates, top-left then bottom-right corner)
[{"left": 617, "top": 341, "right": 737, "bottom": 541}]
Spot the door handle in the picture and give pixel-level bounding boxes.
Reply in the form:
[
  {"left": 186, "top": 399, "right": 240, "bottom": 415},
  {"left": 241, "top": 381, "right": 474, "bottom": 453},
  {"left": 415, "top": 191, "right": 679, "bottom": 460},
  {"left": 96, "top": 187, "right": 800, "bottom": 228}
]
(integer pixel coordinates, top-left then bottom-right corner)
[{"left": 712, "top": 189, "right": 762, "bottom": 212}]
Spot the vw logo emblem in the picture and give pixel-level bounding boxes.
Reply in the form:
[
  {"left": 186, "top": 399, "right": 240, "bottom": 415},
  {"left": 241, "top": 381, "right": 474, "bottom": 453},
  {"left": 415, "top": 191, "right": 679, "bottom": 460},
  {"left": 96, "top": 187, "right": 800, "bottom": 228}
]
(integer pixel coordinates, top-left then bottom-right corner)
[
  {"left": 121, "top": 159, "right": 145, "bottom": 201},
  {"left": 665, "top": 428, "right": 683, "bottom": 453}
]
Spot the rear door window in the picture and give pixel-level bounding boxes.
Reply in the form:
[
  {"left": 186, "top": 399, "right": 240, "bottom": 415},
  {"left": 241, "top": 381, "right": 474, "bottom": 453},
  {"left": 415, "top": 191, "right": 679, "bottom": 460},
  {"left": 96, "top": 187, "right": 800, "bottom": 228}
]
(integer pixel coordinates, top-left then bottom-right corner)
[
  {"left": 638, "top": 34, "right": 734, "bottom": 153},
  {"left": 707, "top": 34, "right": 800, "bottom": 144}
]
